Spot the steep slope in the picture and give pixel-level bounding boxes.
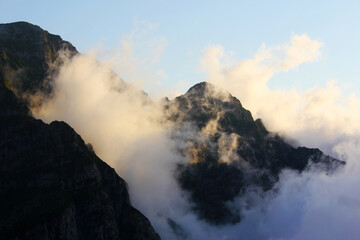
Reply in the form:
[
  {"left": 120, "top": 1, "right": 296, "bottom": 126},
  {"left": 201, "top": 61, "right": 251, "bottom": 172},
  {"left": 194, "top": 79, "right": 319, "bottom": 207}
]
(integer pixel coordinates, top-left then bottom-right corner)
[
  {"left": 0, "top": 21, "right": 77, "bottom": 99},
  {"left": 165, "top": 82, "right": 344, "bottom": 225},
  {"left": 0, "top": 29, "right": 159, "bottom": 240},
  {"left": 0, "top": 22, "right": 144, "bottom": 108}
]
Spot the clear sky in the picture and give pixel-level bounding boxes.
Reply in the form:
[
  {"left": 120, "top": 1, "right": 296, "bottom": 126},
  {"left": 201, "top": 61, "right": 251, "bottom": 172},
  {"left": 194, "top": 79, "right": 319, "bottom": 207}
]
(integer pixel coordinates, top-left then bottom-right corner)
[{"left": 2, "top": 0, "right": 360, "bottom": 96}]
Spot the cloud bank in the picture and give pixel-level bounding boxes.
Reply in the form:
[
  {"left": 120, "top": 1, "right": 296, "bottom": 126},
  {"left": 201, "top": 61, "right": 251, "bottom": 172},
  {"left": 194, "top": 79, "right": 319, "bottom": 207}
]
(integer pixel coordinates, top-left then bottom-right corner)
[
  {"left": 32, "top": 33, "right": 360, "bottom": 239},
  {"left": 33, "top": 50, "right": 198, "bottom": 239},
  {"left": 202, "top": 34, "right": 360, "bottom": 153},
  {"left": 200, "top": 34, "right": 360, "bottom": 239}
]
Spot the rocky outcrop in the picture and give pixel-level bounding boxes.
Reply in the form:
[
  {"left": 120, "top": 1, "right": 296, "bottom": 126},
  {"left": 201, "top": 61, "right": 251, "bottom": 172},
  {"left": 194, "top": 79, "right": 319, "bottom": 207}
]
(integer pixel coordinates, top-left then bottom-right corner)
[
  {"left": 0, "top": 66, "right": 159, "bottom": 239},
  {"left": 0, "top": 21, "right": 77, "bottom": 101},
  {"left": 166, "top": 82, "right": 345, "bottom": 225}
]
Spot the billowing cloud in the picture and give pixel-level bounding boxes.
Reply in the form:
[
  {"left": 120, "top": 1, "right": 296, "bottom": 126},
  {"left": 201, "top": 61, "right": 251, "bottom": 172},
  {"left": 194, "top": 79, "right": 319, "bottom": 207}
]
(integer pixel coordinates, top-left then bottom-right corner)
[
  {"left": 35, "top": 53, "right": 161, "bottom": 165},
  {"left": 31, "top": 32, "right": 360, "bottom": 240},
  {"left": 201, "top": 34, "right": 360, "bottom": 152},
  {"left": 199, "top": 33, "right": 360, "bottom": 239},
  {"left": 33, "top": 51, "right": 190, "bottom": 239}
]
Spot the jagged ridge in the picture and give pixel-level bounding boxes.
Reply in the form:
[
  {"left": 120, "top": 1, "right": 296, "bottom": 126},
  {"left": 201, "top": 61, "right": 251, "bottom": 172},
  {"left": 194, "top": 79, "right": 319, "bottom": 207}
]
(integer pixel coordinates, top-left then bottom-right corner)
[{"left": 166, "top": 82, "right": 344, "bottom": 225}]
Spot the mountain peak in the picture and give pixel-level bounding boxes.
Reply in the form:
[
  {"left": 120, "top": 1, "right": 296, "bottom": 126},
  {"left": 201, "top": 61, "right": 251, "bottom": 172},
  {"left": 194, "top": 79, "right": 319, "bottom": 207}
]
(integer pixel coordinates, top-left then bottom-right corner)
[
  {"left": 0, "top": 23, "right": 160, "bottom": 239},
  {"left": 185, "top": 81, "right": 213, "bottom": 95},
  {"left": 167, "top": 81, "right": 254, "bottom": 131},
  {"left": 184, "top": 81, "right": 230, "bottom": 100},
  {"left": 167, "top": 81, "right": 345, "bottom": 225},
  {"left": 0, "top": 21, "right": 43, "bottom": 33},
  {"left": 0, "top": 21, "right": 77, "bottom": 100}
]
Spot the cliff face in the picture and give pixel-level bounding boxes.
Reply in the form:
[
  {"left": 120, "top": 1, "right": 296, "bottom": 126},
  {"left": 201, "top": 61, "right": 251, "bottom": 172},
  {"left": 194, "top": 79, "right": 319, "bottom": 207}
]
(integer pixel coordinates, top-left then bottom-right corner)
[
  {"left": 0, "top": 24, "right": 160, "bottom": 240},
  {"left": 0, "top": 21, "right": 76, "bottom": 98},
  {"left": 165, "top": 82, "right": 344, "bottom": 225}
]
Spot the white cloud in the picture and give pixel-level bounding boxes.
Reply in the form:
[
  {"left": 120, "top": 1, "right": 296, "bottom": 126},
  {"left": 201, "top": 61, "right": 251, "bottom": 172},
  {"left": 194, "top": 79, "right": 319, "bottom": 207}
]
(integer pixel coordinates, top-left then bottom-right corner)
[
  {"left": 199, "top": 33, "right": 360, "bottom": 239},
  {"left": 201, "top": 34, "right": 360, "bottom": 152},
  {"left": 33, "top": 51, "right": 188, "bottom": 239},
  {"left": 31, "top": 32, "right": 360, "bottom": 240}
]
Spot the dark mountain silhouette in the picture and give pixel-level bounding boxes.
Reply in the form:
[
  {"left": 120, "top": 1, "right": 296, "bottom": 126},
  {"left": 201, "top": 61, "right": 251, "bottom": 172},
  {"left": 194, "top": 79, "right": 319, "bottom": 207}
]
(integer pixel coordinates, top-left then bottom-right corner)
[
  {"left": 0, "top": 22, "right": 76, "bottom": 98},
  {"left": 0, "top": 22, "right": 160, "bottom": 240}
]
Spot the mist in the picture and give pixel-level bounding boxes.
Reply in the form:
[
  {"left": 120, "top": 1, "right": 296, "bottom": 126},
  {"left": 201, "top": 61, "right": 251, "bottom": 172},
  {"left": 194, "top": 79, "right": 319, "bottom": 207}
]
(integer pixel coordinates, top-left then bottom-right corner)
[{"left": 31, "top": 33, "right": 360, "bottom": 239}]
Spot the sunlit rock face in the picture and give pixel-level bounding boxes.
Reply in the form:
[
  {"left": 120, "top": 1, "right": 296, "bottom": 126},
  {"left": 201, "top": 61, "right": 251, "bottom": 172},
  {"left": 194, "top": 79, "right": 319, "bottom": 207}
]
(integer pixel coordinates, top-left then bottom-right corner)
[
  {"left": 0, "top": 22, "right": 77, "bottom": 98},
  {"left": 165, "top": 82, "right": 344, "bottom": 225},
  {"left": 0, "top": 22, "right": 160, "bottom": 240}
]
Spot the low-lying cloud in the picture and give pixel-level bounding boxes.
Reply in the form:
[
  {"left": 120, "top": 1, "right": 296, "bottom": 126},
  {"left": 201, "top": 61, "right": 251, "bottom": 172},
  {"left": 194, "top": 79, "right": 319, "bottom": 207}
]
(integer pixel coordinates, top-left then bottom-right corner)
[
  {"left": 33, "top": 50, "right": 197, "bottom": 239},
  {"left": 32, "top": 33, "right": 360, "bottom": 239},
  {"left": 200, "top": 33, "right": 360, "bottom": 239}
]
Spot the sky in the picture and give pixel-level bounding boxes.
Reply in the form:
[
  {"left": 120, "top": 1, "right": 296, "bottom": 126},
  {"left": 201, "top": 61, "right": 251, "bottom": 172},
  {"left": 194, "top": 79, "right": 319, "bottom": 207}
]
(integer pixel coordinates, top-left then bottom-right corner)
[{"left": 2, "top": 0, "right": 360, "bottom": 97}]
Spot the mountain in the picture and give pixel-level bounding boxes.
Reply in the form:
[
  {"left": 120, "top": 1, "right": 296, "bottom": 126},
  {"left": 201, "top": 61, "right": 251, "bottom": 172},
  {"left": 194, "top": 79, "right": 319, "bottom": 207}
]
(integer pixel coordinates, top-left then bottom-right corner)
[
  {"left": 0, "top": 22, "right": 160, "bottom": 240},
  {"left": 0, "top": 21, "right": 345, "bottom": 238},
  {"left": 165, "top": 82, "right": 344, "bottom": 225},
  {"left": 0, "top": 22, "right": 76, "bottom": 99}
]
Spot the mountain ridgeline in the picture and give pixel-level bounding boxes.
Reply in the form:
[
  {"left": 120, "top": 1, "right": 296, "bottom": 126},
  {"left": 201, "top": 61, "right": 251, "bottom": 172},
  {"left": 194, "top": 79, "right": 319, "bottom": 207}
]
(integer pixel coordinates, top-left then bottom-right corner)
[
  {"left": 0, "top": 21, "right": 77, "bottom": 110},
  {"left": 0, "top": 21, "right": 345, "bottom": 239},
  {"left": 164, "top": 82, "right": 344, "bottom": 225},
  {"left": 0, "top": 22, "right": 159, "bottom": 239}
]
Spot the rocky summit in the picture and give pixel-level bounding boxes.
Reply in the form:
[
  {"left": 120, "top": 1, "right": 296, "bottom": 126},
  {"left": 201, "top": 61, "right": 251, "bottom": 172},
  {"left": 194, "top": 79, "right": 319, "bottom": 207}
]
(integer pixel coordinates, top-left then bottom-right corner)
[
  {"left": 0, "top": 22, "right": 159, "bottom": 240},
  {"left": 0, "top": 22, "right": 77, "bottom": 98},
  {"left": 165, "top": 82, "right": 344, "bottom": 225}
]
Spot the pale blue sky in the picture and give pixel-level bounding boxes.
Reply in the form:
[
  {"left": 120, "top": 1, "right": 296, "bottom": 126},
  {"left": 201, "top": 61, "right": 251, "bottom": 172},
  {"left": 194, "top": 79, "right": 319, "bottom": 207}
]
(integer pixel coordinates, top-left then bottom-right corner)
[{"left": 2, "top": 0, "right": 360, "bottom": 96}]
